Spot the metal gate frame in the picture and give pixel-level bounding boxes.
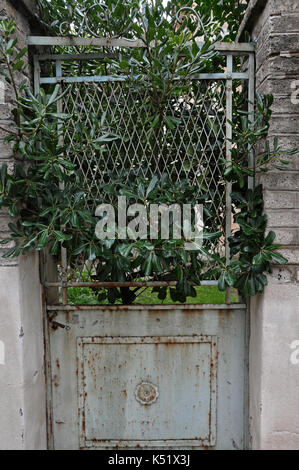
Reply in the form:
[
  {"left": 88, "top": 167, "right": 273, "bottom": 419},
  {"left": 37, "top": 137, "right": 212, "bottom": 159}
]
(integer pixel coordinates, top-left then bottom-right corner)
[{"left": 27, "top": 36, "right": 254, "bottom": 449}]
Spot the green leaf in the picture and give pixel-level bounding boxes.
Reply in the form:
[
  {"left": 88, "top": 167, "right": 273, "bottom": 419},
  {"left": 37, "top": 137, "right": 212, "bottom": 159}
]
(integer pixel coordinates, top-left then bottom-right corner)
[
  {"left": 70, "top": 212, "right": 79, "bottom": 228},
  {"left": 87, "top": 244, "right": 97, "bottom": 261},
  {"left": 117, "top": 244, "right": 133, "bottom": 257},
  {"left": 253, "top": 252, "right": 263, "bottom": 265},
  {"left": 8, "top": 223, "right": 22, "bottom": 236},
  {"left": 47, "top": 84, "right": 60, "bottom": 105},
  {"left": 107, "top": 287, "right": 118, "bottom": 304},
  {"left": 54, "top": 231, "right": 72, "bottom": 242},
  {"left": 203, "top": 230, "right": 222, "bottom": 240},
  {"left": 101, "top": 239, "right": 115, "bottom": 249},
  {"left": 8, "top": 204, "right": 19, "bottom": 217},
  {"left": 268, "top": 251, "right": 288, "bottom": 264},
  {"left": 225, "top": 272, "right": 235, "bottom": 286},
  {"left": 146, "top": 175, "right": 158, "bottom": 196},
  {"left": 13, "top": 60, "right": 24, "bottom": 71},
  {"left": 23, "top": 234, "right": 38, "bottom": 249},
  {"left": 157, "top": 286, "right": 167, "bottom": 300},
  {"left": 0, "top": 238, "right": 12, "bottom": 245},
  {"left": 2, "top": 247, "right": 17, "bottom": 258},
  {"left": 72, "top": 244, "right": 88, "bottom": 256},
  {"left": 264, "top": 231, "right": 276, "bottom": 246},
  {"left": 142, "top": 253, "right": 153, "bottom": 276},
  {"left": 218, "top": 272, "right": 226, "bottom": 291},
  {"left": 0, "top": 163, "right": 7, "bottom": 187},
  {"left": 21, "top": 221, "right": 35, "bottom": 227},
  {"left": 37, "top": 230, "right": 49, "bottom": 249},
  {"left": 15, "top": 47, "right": 27, "bottom": 61},
  {"left": 48, "top": 113, "right": 70, "bottom": 120},
  {"left": 50, "top": 239, "right": 59, "bottom": 255}
]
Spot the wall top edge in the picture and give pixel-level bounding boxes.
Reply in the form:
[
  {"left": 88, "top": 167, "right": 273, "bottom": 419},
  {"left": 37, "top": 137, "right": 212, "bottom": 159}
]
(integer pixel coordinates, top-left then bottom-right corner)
[
  {"left": 237, "top": 0, "right": 268, "bottom": 42},
  {"left": 8, "top": 0, "right": 48, "bottom": 35}
]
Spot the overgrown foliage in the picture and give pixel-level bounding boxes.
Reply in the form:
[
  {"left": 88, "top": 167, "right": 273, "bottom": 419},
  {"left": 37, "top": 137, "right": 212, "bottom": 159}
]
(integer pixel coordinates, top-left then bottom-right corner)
[
  {"left": 37, "top": 0, "right": 249, "bottom": 41},
  {"left": 0, "top": 3, "right": 295, "bottom": 302}
]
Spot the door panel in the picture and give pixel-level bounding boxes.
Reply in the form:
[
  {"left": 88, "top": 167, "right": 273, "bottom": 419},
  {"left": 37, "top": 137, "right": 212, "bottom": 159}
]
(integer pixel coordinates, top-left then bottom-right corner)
[{"left": 48, "top": 304, "right": 247, "bottom": 450}]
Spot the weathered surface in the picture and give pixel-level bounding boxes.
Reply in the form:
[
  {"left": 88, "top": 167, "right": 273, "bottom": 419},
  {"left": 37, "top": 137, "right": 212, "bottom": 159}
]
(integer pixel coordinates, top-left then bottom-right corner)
[
  {"left": 238, "top": 0, "right": 299, "bottom": 450},
  {"left": 250, "top": 277, "right": 299, "bottom": 450},
  {"left": 0, "top": 0, "right": 31, "bottom": 263},
  {"left": 49, "top": 305, "right": 247, "bottom": 450},
  {"left": 0, "top": 0, "right": 46, "bottom": 450}
]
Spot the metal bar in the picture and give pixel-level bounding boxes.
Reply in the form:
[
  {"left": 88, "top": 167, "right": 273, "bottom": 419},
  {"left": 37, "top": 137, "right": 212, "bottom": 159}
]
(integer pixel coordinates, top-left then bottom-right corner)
[
  {"left": 214, "top": 50, "right": 255, "bottom": 57},
  {"left": 38, "top": 249, "right": 55, "bottom": 449},
  {"left": 45, "top": 280, "right": 218, "bottom": 288},
  {"left": 39, "top": 72, "right": 249, "bottom": 84},
  {"left": 36, "top": 52, "right": 118, "bottom": 61},
  {"left": 225, "top": 55, "right": 233, "bottom": 305},
  {"left": 27, "top": 36, "right": 145, "bottom": 48},
  {"left": 209, "top": 42, "right": 255, "bottom": 52},
  {"left": 27, "top": 36, "right": 255, "bottom": 52},
  {"left": 248, "top": 53, "right": 255, "bottom": 190},
  {"left": 184, "top": 72, "right": 249, "bottom": 80},
  {"left": 40, "top": 75, "right": 134, "bottom": 84},
  {"left": 209, "top": 336, "right": 218, "bottom": 446},
  {"left": 80, "top": 335, "right": 213, "bottom": 344},
  {"left": 41, "top": 284, "right": 55, "bottom": 450},
  {"left": 46, "top": 303, "right": 247, "bottom": 311},
  {"left": 36, "top": 51, "right": 255, "bottom": 62},
  {"left": 33, "top": 56, "right": 41, "bottom": 95},
  {"left": 56, "top": 61, "right": 68, "bottom": 306}
]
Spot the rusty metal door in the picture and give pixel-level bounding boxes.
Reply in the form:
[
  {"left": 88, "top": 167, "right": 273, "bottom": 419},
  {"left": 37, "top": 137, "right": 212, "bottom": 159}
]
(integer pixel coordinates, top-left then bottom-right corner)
[{"left": 47, "top": 304, "right": 248, "bottom": 450}]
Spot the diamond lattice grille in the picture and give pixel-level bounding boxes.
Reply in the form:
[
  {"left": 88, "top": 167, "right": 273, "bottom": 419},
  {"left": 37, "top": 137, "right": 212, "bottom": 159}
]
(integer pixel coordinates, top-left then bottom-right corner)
[{"left": 61, "top": 78, "right": 228, "bottom": 276}]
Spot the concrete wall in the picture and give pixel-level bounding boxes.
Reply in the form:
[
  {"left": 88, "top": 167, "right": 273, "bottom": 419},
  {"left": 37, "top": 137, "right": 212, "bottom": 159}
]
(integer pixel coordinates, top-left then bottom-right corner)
[
  {"left": 238, "top": 0, "right": 299, "bottom": 450},
  {"left": 0, "top": 0, "right": 47, "bottom": 450}
]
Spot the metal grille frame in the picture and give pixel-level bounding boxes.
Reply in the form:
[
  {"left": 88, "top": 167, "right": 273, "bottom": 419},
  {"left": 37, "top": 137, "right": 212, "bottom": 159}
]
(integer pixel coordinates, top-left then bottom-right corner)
[{"left": 29, "top": 37, "right": 255, "bottom": 305}]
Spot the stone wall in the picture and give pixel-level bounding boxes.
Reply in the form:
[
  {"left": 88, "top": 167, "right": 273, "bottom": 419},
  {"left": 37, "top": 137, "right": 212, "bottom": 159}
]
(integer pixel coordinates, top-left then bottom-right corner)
[
  {"left": 0, "top": 0, "right": 47, "bottom": 450},
  {"left": 0, "top": 0, "right": 45, "bottom": 262},
  {"left": 238, "top": 0, "right": 299, "bottom": 450}
]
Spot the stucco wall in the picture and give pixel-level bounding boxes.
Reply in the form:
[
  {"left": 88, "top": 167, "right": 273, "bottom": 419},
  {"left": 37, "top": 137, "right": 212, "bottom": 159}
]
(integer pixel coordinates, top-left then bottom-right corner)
[
  {"left": 0, "top": 0, "right": 47, "bottom": 450},
  {"left": 239, "top": 0, "right": 299, "bottom": 450}
]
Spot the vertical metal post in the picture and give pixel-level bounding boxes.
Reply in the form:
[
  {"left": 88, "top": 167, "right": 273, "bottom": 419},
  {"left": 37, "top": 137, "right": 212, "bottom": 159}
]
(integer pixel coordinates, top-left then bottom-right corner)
[
  {"left": 33, "top": 56, "right": 41, "bottom": 96},
  {"left": 56, "top": 61, "right": 68, "bottom": 305},
  {"left": 248, "top": 53, "right": 255, "bottom": 190},
  {"left": 34, "top": 57, "right": 42, "bottom": 278},
  {"left": 34, "top": 57, "right": 55, "bottom": 448},
  {"left": 225, "top": 55, "right": 233, "bottom": 304}
]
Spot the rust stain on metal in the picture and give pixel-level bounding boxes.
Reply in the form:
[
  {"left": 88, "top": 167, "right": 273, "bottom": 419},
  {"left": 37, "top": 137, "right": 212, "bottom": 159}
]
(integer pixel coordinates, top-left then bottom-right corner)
[
  {"left": 52, "top": 375, "right": 59, "bottom": 388},
  {"left": 47, "top": 295, "right": 248, "bottom": 450}
]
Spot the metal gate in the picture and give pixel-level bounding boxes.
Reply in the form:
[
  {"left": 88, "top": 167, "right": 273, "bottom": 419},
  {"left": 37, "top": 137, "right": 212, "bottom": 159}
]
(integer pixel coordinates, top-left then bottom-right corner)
[{"left": 29, "top": 35, "right": 254, "bottom": 450}]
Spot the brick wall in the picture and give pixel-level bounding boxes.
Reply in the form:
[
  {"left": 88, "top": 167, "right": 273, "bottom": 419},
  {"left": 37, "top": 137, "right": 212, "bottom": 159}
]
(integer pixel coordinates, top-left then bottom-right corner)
[
  {"left": 0, "top": 1, "right": 46, "bottom": 265},
  {"left": 238, "top": 0, "right": 299, "bottom": 450},
  {"left": 239, "top": 0, "right": 299, "bottom": 278},
  {"left": 0, "top": 0, "right": 30, "bottom": 266}
]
